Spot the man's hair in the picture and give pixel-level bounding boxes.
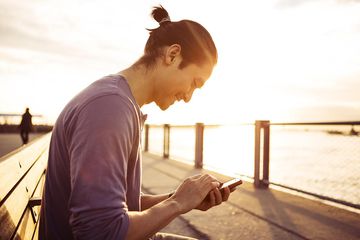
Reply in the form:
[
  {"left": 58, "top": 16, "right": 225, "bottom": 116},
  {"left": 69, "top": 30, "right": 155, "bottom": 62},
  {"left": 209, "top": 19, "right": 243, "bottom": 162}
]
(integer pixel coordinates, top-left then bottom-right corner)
[{"left": 136, "top": 5, "right": 218, "bottom": 69}]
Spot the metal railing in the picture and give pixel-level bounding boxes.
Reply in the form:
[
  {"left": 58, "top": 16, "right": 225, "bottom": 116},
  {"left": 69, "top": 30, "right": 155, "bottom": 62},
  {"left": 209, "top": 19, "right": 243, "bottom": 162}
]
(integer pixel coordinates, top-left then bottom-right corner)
[
  {"left": 143, "top": 120, "right": 360, "bottom": 209},
  {"left": 143, "top": 121, "right": 269, "bottom": 186}
]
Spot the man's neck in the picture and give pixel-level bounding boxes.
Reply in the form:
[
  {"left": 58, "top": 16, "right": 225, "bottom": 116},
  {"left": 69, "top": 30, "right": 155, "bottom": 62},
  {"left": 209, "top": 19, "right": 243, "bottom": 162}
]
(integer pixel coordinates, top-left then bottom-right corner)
[{"left": 119, "top": 65, "right": 155, "bottom": 107}]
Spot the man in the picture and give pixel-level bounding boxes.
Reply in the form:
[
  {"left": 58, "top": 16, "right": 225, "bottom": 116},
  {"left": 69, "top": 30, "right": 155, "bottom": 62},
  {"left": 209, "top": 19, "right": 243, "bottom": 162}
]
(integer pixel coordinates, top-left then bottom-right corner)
[
  {"left": 40, "top": 6, "right": 234, "bottom": 240},
  {"left": 19, "top": 107, "right": 32, "bottom": 144}
]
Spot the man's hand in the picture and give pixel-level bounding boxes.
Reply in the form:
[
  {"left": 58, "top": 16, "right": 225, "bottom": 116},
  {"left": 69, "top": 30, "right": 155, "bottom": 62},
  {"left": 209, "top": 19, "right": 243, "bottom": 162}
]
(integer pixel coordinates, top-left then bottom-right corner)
[
  {"left": 195, "top": 186, "right": 231, "bottom": 211},
  {"left": 170, "top": 174, "right": 232, "bottom": 214}
]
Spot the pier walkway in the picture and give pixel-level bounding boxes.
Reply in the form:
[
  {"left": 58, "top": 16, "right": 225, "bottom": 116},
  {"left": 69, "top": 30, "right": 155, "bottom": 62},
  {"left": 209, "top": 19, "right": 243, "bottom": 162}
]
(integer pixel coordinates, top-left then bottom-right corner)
[
  {"left": 1, "top": 134, "right": 359, "bottom": 240},
  {"left": 142, "top": 152, "right": 360, "bottom": 240}
]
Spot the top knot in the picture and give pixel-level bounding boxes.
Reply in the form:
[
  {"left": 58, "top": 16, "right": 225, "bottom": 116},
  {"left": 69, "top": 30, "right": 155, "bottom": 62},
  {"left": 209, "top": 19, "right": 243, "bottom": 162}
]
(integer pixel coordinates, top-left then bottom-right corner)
[{"left": 151, "top": 5, "right": 171, "bottom": 25}]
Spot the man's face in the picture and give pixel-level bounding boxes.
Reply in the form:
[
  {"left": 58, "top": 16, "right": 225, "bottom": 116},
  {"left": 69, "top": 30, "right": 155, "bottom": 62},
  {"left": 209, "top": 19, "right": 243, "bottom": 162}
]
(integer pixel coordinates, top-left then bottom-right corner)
[{"left": 154, "top": 61, "right": 214, "bottom": 110}]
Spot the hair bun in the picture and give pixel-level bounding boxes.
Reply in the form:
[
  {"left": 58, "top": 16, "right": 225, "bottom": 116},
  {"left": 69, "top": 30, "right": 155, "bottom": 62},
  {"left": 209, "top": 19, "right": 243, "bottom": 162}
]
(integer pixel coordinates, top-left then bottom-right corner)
[{"left": 151, "top": 5, "right": 171, "bottom": 25}]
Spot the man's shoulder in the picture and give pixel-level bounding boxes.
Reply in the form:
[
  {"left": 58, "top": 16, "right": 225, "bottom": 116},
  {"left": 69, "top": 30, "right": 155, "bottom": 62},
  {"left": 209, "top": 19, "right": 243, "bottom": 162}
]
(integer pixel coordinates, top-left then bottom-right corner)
[
  {"left": 54, "top": 75, "right": 128, "bottom": 127},
  {"left": 66, "top": 75, "right": 135, "bottom": 112}
]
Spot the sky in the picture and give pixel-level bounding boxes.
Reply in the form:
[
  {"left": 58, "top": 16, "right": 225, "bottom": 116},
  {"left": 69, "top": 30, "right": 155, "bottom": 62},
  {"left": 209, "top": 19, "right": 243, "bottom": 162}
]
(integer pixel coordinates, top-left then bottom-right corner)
[{"left": 1, "top": 0, "right": 360, "bottom": 125}]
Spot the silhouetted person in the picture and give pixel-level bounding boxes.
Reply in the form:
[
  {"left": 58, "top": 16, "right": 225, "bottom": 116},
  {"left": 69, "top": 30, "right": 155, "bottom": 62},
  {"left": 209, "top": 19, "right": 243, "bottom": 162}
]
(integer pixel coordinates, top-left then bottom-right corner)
[{"left": 19, "top": 108, "right": 32, "bottom": 144}]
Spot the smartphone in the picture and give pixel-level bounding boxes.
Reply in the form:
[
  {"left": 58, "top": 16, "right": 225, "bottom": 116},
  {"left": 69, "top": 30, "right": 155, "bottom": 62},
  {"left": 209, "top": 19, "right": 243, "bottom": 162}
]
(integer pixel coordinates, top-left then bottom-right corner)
[
  {"left": 219, "top": 178, "right": 243, "bottom": 191},
  {"left": 205, "top": 178, "right": 242, "bottom": 200}
]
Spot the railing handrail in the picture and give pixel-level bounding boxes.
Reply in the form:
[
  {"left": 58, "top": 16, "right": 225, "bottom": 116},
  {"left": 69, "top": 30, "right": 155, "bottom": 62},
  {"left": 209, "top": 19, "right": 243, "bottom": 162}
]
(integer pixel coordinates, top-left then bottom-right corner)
[
  {"left": 145, "top": 124, "right": 221, "bottom": 128},
  {"left": 271, "top": 121, "right": 360, "bottom": 126},
  {"left": 145, "top": 121, "right": 360, "bottom": 128}
]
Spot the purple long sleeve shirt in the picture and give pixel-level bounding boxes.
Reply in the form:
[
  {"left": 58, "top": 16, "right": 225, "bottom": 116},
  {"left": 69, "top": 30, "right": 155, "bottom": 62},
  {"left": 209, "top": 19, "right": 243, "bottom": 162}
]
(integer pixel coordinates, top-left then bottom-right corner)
[{"left": 39, "top": 75, "right": 145, "bottom": 240}]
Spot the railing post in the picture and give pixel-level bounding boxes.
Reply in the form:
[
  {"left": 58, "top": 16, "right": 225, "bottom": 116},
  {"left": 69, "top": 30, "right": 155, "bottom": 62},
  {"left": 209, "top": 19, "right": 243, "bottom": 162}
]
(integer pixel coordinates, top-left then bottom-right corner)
[
  {"left": 254, "top": 121, "right": 261, "bottom": 187},
  {"left": 263, "top": 121, "right": 270, "bottom": 186},
  {"left": 195, "top": 123, "right": 204, "bottom": 169},
  {"left": 163, "top": 124, "right": 170, "bottom": 158},
  {"left": 144, "top": 124, "right": 149, "bottom": 152},
  {"left": 254, "top": 120, "right": 270, "bottom": 188}
]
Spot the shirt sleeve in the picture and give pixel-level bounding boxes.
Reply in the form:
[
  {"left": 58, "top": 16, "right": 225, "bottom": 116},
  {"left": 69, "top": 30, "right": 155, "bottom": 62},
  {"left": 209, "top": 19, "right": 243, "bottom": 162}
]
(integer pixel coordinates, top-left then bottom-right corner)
[{"left": 67, "top": 94, "right": 137, "bottom": 240}]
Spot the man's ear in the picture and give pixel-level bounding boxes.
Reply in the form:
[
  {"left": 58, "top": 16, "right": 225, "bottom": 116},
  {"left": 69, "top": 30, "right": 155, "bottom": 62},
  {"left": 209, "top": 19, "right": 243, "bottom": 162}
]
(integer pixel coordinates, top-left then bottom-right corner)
[{"left": 165, "top": 44, "right": 181, "bottom": 65}]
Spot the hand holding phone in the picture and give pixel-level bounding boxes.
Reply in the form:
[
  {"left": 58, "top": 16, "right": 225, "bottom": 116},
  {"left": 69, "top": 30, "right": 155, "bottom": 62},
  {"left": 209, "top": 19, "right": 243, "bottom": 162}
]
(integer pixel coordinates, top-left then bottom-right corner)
[
  {"left": 203, "top": 178, "right": 242, "bottom": 205},
  {"left": 219, "top": 178, "right": 242, "bottom": 193}
]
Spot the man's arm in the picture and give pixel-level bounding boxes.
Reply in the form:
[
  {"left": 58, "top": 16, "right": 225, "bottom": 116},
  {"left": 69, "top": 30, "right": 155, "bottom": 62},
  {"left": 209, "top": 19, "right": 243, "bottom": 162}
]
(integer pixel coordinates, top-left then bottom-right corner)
[
  {"left": 127, "top": 198, "right": 180, "bottom": 240},
  {"left": 68, "top": 96, "right": 138, "bottom": 240},
  {"left": 126, "top": 174, "right": 221, "bottom": 240},
  {"left": 141, "top": 193, "right": 171, "bottom": 210}
]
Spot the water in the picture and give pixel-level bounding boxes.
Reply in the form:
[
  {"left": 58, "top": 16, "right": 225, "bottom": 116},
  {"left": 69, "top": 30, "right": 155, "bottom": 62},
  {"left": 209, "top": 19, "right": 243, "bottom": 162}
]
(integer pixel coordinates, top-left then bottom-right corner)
[
  {"left": 145, "top": 125, "right": 360, "bottom": 206},
  {"left": 0, "top": 133, "right": 44, "bottom": 159}
]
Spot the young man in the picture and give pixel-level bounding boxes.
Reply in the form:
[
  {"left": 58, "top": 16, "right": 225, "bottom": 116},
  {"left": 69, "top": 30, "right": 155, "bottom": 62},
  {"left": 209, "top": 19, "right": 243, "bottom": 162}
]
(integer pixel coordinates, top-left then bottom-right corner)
[{"left": 40, "top": 6, "right": 233, "bottom": 240}]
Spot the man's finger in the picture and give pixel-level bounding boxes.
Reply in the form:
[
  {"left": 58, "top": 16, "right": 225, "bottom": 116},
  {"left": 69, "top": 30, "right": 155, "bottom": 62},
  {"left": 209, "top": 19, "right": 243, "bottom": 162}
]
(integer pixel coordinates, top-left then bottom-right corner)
[
  {"left": 221, "top": 187, "right": 231, "bottom": 201},
  {"left": 213, "top": 187, "right": 222, "bottom": 205}
]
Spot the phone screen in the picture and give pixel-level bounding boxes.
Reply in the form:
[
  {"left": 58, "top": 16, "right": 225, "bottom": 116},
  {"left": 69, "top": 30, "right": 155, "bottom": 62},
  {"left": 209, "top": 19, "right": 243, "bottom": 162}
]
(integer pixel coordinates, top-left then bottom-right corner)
[{"left": 220, "top": 178, "right": 243, "bottom": 190}]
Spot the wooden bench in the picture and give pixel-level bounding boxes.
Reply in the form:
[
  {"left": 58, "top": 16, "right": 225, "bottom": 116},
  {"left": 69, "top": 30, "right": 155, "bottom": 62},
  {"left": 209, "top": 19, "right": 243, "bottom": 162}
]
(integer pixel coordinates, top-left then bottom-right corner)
[{"left": 0, "top": 133, "right": 51, "bottom": 240}]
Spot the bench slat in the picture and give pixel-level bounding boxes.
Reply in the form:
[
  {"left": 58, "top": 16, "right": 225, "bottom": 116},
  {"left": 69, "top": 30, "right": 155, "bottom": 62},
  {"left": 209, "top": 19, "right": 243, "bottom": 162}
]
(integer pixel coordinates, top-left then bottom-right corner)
[
  {"left": 0, "top": 149, "right": 48, "bottom": 240},
  {"left": 0, "top": 133, "right": 51, "bottom": 204},
  {"left": 16, "top": 173, "right": 46, "bottom": 240},
  {"left": 32, "top": 217, "right": 40, "bottom": 240}
]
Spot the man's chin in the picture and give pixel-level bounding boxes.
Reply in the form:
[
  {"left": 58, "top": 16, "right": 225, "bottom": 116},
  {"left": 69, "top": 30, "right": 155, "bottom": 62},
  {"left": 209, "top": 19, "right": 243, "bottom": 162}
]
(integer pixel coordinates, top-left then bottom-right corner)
[{"left": 157, "top": 102, "right": 173, "bottom": 111}]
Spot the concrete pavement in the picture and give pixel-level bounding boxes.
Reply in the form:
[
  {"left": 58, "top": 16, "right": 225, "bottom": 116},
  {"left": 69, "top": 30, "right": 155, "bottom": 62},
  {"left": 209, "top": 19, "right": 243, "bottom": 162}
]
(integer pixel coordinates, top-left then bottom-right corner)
[{"left": 141, "top": 152, "right": 360, "bottom": 240}]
